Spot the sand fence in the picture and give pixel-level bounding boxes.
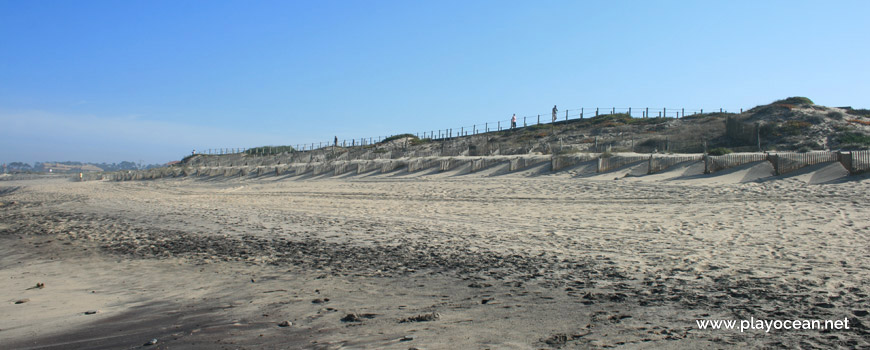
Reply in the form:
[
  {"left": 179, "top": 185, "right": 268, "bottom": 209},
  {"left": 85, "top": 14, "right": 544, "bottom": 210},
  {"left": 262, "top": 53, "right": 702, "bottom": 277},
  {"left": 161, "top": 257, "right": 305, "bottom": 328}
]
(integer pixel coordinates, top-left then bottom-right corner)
[
  {"left": 94, "top": 150, "right": 870, "bottom": 182},
  {"left": 648, "top": 154, "right": 705, "bottom": 174},
  {"left": 597, "top": 154, "right": 650, "bottom": 173}
]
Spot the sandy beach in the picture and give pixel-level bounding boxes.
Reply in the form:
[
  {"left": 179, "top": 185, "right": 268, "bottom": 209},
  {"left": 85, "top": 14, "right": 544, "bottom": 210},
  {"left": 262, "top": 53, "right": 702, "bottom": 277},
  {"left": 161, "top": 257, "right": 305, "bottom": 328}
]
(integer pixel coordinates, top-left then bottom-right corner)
[{"left": 1, "top": 167, "right": 869, "bottom": 349}]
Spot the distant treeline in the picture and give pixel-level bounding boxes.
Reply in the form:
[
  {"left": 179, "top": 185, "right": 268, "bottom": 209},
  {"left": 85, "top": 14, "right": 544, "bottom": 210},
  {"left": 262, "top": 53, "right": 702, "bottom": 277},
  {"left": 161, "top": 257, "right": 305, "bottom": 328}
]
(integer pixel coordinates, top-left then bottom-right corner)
[{"left": 2, "top": 161, "right": 165, "bottom": 173}]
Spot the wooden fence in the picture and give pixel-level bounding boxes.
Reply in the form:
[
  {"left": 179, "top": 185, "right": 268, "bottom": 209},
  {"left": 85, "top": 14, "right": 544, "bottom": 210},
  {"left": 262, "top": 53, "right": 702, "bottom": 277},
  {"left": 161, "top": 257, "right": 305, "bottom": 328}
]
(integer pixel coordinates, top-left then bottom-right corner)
[
  {"left": 509, "top": 156, "right": 549, "bottom": 171},
  {"left": 704, "top": 153, "right": 768, "bottom": 174},
  {"left": 597, "top": 155, "right": 649, "bottom": 173},
  {"left": 770, "top": 152, "right": 839, "bottom": 175},
  {"left": 470, "top": 158, "right": 506, "bottom": 172},
  {"left": 408, "top": 158, "right": 440, "bottom": 172},
  {"left": 98, "top": 150, "right": 870, "bottom": 182},
  {"left": 648, "top": 154, "right": 704, "bottom": 174},
  {"left": 839, "top": 150, "right": 870, "bottom": 175},
  {"left": 551, "top": 153, "right": 599, "bottom": 172}
]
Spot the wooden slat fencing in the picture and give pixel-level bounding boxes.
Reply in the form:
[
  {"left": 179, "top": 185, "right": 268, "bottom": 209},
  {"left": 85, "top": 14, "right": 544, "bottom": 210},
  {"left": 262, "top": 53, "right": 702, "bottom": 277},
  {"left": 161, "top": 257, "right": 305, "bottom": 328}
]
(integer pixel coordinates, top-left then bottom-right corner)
[
  {"left": 96, "top": 150, "right": 870, "bottom": 181},
  {"left": 704, "top": 153, "right": 768, "bottom": 174},
  {"left": 381, "top": 160, "right": 405, "bottom": 173},
  {"left": 509, "top": 156, "right": 549, "bottom": 171},
  {"left": 470, "top": 158, "right": 505, "bottom": 172},
  {"left": 408, "top": 158, "right": 440, "bottom": 172},
  {"left": 551, "top": 154, "right": 598, "bottom": 172},
  {"left": 770, "top": 152, "right": 838, "bottom": 175},
  {"left": 333, "top": 162, "right": 355, "bottom": 176},
  {"left": 648, "top": 154, "right": 704, "bottom": 174},
  {"left": 840, "top": 150, "right": 870, "bottom": 175},
  {"left": 597, "top": 155, "right": 649, "bottom": 173}
]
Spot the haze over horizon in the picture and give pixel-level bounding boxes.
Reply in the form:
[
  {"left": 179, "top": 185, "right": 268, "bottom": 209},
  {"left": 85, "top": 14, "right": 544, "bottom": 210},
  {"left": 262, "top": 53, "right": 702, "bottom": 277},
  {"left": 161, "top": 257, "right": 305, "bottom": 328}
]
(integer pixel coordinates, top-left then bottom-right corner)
[{"left": 2, "top": 0, "right": 869, "bottom": 165}]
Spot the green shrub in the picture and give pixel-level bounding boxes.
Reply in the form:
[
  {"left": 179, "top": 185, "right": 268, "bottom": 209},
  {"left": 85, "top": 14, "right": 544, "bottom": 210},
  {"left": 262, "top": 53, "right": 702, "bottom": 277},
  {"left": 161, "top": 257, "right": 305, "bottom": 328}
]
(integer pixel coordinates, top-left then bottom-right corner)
[
  {"left": 707, "top": 147, "right": 733, "bottom": 156},
  {"left": 380, "top": 134, "right": 418, "bottom": 144},
  {"left": 590, "top": 113, "right": 633, "bottom": 125},
  {"left": 637, "top": 138, "right": 664, "bottom": 149},
  {"left": 772, "top": 96, "right": 814, "bottom": 106},
  {"left": 838, "top": 132, "right": 870, "bottom": 146},
  {"left": 759, "top": 123, "right": 779, "bottom": 138},
  {"left": 846, "top": 108, "right": 870, "bottom": 117},
  {"left": 526, "top": 124, "right": 551, "bottom": 131},
  {"left": 780, "top": 120, "right": 812, "bottom": 136},
  {"left": 825, "top": 111, "right": 844, "bottom": 120},
  {"left": 409, "top": 138, "right": 431, "bottom": 146}
]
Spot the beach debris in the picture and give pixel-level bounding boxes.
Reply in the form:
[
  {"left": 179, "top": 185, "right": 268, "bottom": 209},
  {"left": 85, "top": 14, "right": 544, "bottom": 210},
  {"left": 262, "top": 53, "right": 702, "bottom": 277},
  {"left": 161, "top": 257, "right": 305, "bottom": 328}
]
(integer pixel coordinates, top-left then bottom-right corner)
[
  {"left": 481, "top": 297, "right": 494, "bottom": 304},
  {"left": 341, "top": 313, "right": 376, "bottom": 322},
  {"left": 400, "top": 312, "right": 440, "bottom": 323},
  {"left": 542, "top": 332, "right": 589, "bottom": 346},
  {"left": 311, "top": 298, "right": 330, "bottom": 304},
  {"left": 84, "top": 310, "right": 99, "bottom": 315},
  {"left": 400, "top": 335, "right": 416, "bottom": 342},
  {"left": 467, "top": 282, "right": 491, "bottom": 288},
  {"left": 144, "top": 338, "right": 158, "bottom": 346},
  {"left": 14, "top": 298, "right": 30, "bottom": 304},
  {"left": 278, "top": 320, "right": 292, "bottom": 327},
  {"left": 341, "top": 313, "right": 361, "bottom": 322}
]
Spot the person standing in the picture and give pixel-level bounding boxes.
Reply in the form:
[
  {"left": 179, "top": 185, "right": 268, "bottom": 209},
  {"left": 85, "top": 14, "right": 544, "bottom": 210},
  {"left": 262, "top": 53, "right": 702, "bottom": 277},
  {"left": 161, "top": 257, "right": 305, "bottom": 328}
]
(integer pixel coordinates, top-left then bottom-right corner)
[
  {"left": 334, "top": 136, "right": 338, "bottom": 147},
  {"left": 511, "top": 114, "right": 517, "bottom": 129},
  {"left": 552, "top": 105, "right": 558, "bottom": 123}
]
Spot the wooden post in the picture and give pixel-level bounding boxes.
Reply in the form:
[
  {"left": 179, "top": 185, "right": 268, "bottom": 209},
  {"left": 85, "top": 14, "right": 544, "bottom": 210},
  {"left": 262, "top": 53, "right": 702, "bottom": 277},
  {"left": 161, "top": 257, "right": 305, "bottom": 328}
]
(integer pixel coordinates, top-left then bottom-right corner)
[
  {"left": 628, "top": 107, "right": 631, "bottom": 116},
  {"left": 595, "top": 108, "right": 599, "bottom": 117},
  {"left": 537, "top": 115, "right": 540, "bottom": 124},
  {"left": 524, "top": 116, "right": 526, "bottom": 126},
  {"left": 612, "top": 107, "right": 615, "bottom": 114},
  {"left": 681, "top": 108, "right": 684, "bottom": 118},
  {"left": 581, "top": 107, "right": 584, "bottom": 119},
  {"left": 645, "top": 107, "right": 649, "bottom": 119},
  {"left": 756, "top": 122, "right": 761, "bottom": 151}
]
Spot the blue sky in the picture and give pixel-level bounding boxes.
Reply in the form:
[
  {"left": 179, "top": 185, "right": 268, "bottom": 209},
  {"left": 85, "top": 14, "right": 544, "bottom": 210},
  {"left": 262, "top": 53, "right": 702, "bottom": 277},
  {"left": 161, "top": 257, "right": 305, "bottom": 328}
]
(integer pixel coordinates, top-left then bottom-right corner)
[{"left": 1, "top": 0, "right": 868, "bottom": 164}]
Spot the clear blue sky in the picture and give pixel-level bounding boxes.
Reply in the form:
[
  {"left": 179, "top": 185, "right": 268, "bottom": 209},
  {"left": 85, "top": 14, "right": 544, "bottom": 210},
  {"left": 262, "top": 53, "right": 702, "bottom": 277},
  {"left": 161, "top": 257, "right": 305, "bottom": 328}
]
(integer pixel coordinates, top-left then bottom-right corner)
[{"left": 2, "top": 0, "right": 868, "bottom": 164}]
